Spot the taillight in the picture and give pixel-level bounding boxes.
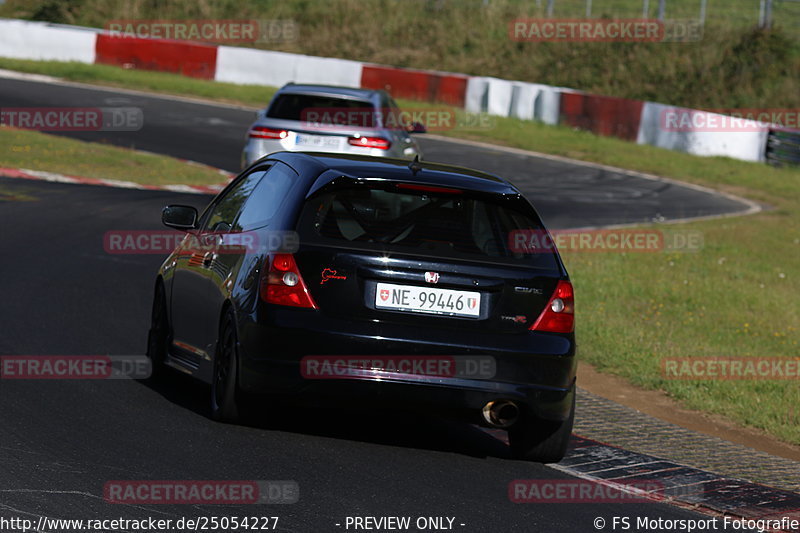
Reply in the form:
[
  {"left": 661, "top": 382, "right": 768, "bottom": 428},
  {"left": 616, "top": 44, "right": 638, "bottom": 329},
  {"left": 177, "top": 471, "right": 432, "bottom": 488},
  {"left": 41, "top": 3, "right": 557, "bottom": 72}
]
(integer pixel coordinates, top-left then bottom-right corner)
[
  {"left": 530, "top": 280, "right": 574, "bottom": 333},
  {"left": 348, "top": 136, "right": 391, "bottom": 150},
  {"left": 249, "top": 126, "right": 288, "bottom": 139},
  {"left": 260, "top": 253, "right": 317, "bottom": 309}
]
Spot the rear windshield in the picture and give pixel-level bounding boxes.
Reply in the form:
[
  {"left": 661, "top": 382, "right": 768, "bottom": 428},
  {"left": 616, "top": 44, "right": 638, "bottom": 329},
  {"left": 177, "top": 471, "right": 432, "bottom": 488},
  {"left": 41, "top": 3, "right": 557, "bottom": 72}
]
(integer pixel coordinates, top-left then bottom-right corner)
[
  {"left": 267, "top": 93, "right": 374, "bottom": 124},
  {"left": 297, "top": 184, "right": 560, "bottom": 269}
]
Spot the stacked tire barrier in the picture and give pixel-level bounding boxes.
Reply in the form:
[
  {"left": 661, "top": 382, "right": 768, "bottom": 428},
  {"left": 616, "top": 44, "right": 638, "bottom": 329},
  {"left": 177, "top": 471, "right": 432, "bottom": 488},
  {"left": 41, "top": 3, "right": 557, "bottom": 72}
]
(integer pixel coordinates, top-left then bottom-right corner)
[
  {"left": 766, "top": 129, "right": 800, "bottom": 166},
  {"left": 0, "top": 18, "right": 793, "bottom": 166}
]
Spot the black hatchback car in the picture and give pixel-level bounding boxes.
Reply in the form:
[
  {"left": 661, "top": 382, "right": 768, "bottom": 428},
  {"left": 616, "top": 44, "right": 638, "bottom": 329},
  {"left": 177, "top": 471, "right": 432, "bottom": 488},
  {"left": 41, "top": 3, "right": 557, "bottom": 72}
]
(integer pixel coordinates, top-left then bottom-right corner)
[{"left": 147, "top": 152, "right": 576, "bottom": 462}]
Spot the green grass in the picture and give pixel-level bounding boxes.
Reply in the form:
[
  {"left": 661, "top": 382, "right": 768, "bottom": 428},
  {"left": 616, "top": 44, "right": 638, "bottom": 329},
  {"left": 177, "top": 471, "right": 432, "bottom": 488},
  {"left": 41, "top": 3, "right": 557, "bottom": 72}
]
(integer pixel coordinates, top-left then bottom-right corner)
[
  {"left": 0, "top": 59, "right": 798, "bottom": 444},
  {"left": 0, "top": 58, "right": 277, "bottom": 108},
  {"left": 0, "top": 127, "right": 228, "bottom": 186},
  {"left": 1, "top": 0, "right": 798, "bottom": 109},
  {"left": 564, "top": 212, "right": 800, "bottom": 444}
]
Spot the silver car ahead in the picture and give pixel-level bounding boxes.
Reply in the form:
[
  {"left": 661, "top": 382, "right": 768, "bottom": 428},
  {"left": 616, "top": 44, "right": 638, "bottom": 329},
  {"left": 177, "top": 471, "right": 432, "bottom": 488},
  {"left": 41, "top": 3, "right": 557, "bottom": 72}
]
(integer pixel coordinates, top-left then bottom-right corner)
[{"left": 242, "top": 84, "right": 425, "bottom": 168}]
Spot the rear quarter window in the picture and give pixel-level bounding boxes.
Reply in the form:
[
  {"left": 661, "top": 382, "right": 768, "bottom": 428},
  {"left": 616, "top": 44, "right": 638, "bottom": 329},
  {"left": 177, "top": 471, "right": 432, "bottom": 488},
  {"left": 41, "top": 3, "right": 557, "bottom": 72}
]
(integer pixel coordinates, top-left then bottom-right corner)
[{"left": 236, "top": 162, "right": 297, "bottom": 230}]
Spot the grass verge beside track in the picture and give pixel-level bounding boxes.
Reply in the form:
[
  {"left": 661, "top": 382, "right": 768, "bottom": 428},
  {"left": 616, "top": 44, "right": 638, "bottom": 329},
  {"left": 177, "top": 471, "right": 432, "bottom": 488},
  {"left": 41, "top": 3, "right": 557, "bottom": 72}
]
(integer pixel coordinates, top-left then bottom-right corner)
[
  {"left": 0, "top": 58, "right": 277, "bottom": 107},
  {"left": 0, "top": 61, "right": 798, "bottom": 446},
  {"left": 0, "top": 127, "right": 227, "bottom": 185}
]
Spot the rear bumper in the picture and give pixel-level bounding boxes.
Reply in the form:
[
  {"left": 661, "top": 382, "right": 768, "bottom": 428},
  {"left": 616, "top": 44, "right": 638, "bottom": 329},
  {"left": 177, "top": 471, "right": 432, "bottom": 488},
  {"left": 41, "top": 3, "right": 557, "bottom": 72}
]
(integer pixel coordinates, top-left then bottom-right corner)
[{"left": 237, "top": 308, "right": 576, "bottom": 423}]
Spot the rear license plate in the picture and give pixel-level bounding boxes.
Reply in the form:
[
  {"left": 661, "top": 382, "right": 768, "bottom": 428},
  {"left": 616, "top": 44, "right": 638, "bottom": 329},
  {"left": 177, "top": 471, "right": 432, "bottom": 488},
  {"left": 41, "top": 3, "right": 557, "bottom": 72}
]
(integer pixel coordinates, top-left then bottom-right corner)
[
  {"left": 375, "top": 283, "right": 480, "bottom": 318},
  {"left": 294, "top": 134, "right": 340, "bottom": 149}
]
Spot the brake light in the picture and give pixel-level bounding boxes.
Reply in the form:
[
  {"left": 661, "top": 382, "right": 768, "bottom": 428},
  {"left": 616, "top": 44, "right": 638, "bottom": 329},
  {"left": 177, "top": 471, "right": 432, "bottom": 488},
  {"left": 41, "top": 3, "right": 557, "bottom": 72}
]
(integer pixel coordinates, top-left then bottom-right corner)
[
  {"left": 260, "top": 253, "right": 318, "bottom": 309},
  {"left": 348, "top": 136, "right": 391, "bottom": 150},
  {"left": 249, "top": 126, "right": 288, "bottom": 139},
  {"left": 396, "top": 183, "right": 462, "bottom": 194},
  {"left": 530, "top": 280, "right": 574, "bottom": 333}
]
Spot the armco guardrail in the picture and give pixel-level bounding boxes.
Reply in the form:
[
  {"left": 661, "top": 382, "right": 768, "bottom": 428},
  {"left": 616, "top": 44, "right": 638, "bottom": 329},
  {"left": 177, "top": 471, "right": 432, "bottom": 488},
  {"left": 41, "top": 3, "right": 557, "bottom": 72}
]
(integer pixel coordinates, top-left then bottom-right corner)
[
  {"left": 1, "top": 17, "right": 797, "bottom": 167},
  {"left": 766, "top": 129, "right": 800, "bottom": 166}
]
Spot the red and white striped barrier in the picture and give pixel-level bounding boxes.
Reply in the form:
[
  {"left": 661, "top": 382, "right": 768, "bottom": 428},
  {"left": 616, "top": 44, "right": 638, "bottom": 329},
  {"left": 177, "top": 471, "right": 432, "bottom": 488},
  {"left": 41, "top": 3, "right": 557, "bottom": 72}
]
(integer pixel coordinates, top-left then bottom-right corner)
[
  {"left": 560, "top": 92, "right": 645, "bottom": 142},
  {"left": 96, "top": 34, "right": 218, "bottom": 79},
  {"left": 0, "top": 18, "right": 780, "bottom": 165},
  {"left": 360, "top": 64, "right": 469, "bottom": 108},
  {"left": 0, "top": 19, "right": 97, "bottom": 63},
  {"left": 215, "top": 46, "right": 363, "bottom": 88}
]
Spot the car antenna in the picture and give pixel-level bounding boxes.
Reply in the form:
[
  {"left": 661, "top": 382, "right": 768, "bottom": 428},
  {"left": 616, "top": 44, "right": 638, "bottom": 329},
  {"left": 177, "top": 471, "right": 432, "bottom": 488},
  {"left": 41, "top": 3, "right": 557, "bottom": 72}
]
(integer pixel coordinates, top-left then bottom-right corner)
[{"left": 408, "top": 155, "right": 422, "bottom": 176}]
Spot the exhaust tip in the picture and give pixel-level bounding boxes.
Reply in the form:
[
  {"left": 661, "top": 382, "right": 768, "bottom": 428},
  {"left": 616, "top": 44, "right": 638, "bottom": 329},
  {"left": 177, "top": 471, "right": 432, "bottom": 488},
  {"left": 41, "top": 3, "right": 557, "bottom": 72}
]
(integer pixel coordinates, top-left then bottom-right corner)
[{"left": 482, "top": 400, "right": 519, "bottom": 428}]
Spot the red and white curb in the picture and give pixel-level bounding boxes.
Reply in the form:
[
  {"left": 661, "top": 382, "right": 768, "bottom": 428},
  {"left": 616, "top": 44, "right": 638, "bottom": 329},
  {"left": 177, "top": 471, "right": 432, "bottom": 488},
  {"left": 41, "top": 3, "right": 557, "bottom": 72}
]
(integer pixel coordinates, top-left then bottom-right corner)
[{"left": 0, "top": 166, "right": 231, "bottom": 195}]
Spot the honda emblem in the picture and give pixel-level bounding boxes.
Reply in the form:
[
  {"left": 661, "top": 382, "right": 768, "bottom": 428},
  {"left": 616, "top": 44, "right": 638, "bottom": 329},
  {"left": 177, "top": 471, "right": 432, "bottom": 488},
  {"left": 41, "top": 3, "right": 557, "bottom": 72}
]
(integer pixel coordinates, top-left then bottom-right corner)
[{"left": 424, "top": 271, "right": 440, "bottom": 284}]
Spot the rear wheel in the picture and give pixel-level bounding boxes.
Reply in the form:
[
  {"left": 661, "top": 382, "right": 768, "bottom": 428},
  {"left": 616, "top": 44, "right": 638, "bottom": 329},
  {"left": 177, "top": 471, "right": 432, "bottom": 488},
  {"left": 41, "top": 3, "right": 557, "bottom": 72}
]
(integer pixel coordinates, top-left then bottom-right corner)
[
  {"left": 211, "top": 312, "right": 241, "bottom": 423},
  {"left": 508, "top": 395, "right": 575, "bottom": 463},
  {"left": 145, "top": 281, "right": 169, "bottom": 381}
]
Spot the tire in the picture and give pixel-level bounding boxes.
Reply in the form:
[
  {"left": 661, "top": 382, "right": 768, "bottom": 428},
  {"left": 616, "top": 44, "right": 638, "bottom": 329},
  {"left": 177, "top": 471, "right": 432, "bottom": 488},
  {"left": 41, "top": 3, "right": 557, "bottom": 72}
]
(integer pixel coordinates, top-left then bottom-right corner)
[
  {"left": 508, "top": 395, "right": 575, "bottom": 463},
  {"left": 145, "top": 281, "right": 169, "bottom": 381},
  {"left": 211, "top": 311, "right": 241, "bottom": 423}
]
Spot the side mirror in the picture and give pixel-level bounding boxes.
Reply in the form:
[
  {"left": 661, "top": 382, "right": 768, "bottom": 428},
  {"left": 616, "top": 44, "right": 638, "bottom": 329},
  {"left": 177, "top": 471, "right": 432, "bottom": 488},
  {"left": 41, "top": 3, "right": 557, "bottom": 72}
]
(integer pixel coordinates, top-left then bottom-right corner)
[
  {"left": 408, "top": 121, "right": 427, "bottom": 134},
  {"left": 162, "top": 205, "right": 198, "bottom": 230}
]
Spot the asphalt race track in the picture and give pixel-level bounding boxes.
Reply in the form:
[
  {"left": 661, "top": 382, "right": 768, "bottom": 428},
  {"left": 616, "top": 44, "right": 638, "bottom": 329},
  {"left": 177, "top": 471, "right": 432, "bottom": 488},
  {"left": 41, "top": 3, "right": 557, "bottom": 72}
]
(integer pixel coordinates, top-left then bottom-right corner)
[
  {"left": 0, "top": 76, "right": 752, "bottom": 229},
  {"left": 0, "top": 75, "right": 753, "bottom": 531}
]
